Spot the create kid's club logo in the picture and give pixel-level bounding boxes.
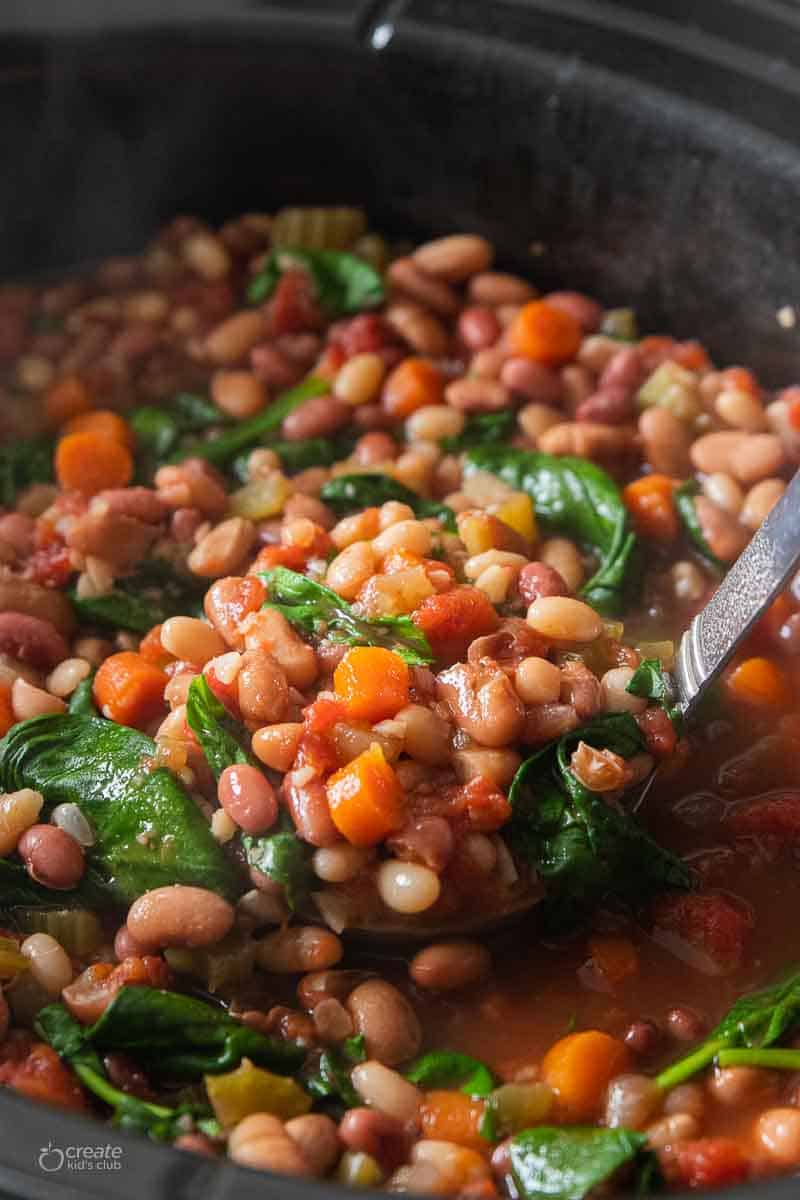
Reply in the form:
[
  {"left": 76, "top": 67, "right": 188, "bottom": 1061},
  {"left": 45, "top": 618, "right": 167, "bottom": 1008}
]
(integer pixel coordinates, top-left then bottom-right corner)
[
  {"left": 38, "top": 1141, "right": 123, "bottom": 1172},
  {"left": 38, "top": 1143, "right": 64, "bottom": 1172}
]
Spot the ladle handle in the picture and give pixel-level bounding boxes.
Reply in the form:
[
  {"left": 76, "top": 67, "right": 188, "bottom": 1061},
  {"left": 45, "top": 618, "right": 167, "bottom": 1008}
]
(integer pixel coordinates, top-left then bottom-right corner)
[{"left": 676, "top": 468, "right": 800, "bottom": 716}]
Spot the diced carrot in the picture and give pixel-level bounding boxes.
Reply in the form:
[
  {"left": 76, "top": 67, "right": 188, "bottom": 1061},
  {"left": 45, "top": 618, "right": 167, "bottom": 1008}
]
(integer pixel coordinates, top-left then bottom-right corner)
[
  {"left": 672, "top": 1138, "right": 748, "bottom": 1190},
  {"left": 326, "top": 742, "right": 405, "bottom": 847},
  {"left": 138, "top": 624, "right": 175, "bottom": 669},
  {"left": 44, "top": 374, "right": 93, "bottom": 427},
  {"left": 725, "top": 656, "right": 791, "bottom": 709},
  {"left": 719, "top": 365, "right": 762, "bottom": 401},
  {"left": 508, "top": 300, "right": 582, "bottom": 366},
  {"left": 670, "top": 340, "right": 711, "bottom": 372},
  {"left": 412, "top": 586, "right": 499, "bottom": 665},
  {"left": 622, "top": 474, "right": 678, "bottom": 543},
  {"left": 419, "top": 1091, "right": 488, "bottom": 1152},
  {"left": 382, "top": 357, "right": 445, "bottom": 418},
  {"left": 0, "top": 684, "right": 15, "bottom": 737},
  {"left": 587, "top": 935, "right": 639, "bottom": 986},
  {"left": 541, "top": 1030, "right": 631, "bottom": 1122},
  {"left": 54, "top": 432, "right": 133, "bottom": 496},
  {"left": 333, "top": 646, "right": 410, "bottom": 722},
  {"left": 62, "top": 408, "right": 135, "bottom": 449},
  {"left": 93, "top": 651, "right": 168, "bottom": 728}
]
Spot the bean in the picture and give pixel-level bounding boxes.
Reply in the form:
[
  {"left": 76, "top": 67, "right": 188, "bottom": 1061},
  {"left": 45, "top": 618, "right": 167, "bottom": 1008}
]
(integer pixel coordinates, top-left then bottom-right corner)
[
  {"left": 453, "top": 746, "right": 521, "bottom": 787},
  {"left": 526, "top": 596, "right": 602, "bottom": 642},
  {"left": 755, "top": 1108, "right": 800, "bottom": 1165},
  {"left": 297, "top": 969, "right": 372, "bottom": 1010},
  {"left": 600, "top": 666, "right": 647, "bottom": 714},
  {"left": 312, "top": 995, "right": 353, "bottom": 1043},
  {"left": 181, "top": 231, "right": 231, "bottom": 280},
  {"left": 545, "top": 290, "right": 602, "bottom": 332},
  {"left": 413, "top": 234, "right": 493, "bottom": 281},
  {"left": 377, "top": 860, "right": 441, "bottom": 914},
  {"left": 662, "top": 1083, "right": 706, "bottom": 1120},
  {"left": 334, "top": 353, "right": 386, "bottom": 407},
  {"left": 256, "top": 925, "right": 343, "bottom": 973},
  {"left": 666, "top": 1005, "right": 706, "bottom": 1042},
  {"left": 517, "top": 402, "right": 563, "bottom": 441},
  {"left": 313, "top": 843, "right": 372, "bottom": 883},
  {"left": 0, "top": 612, "right": 70, "bottom": 670},
  {"left": 578, "top": 335, "right": 619, "bottom": 374},
  {"left": 638, "top": 407, "right": 693, "bottom": 476},
  {"left": 205, "top": 310, "right": 264, "bottom": 365},
  {"left": 346, "top": 980, "right": 422, "bottom": 1065},
  {"left": 218, "top": 763, "right": 278, "bottom": 835},
  {"left": 126, "top": 885, "right": 234, "bottom": 949},
  {"left": 242, "top": 607, "right": 318, "bottom": 689},
  {"left": 575, "top": 385, "right": 631, "bottom": 424},
  {"left": 387, "top": 258, "right": 460, "bottom": 316},
  {"left": 284, "top": 770, "right": 340, "bottom": 847},
  {"left": 284, "top": 492, "right": 336, "bottom": 529},
  {"left": 211, "top": 369, "right": 267, "bottom": 419},
  {"left": 0, "top": 788, "right": 44, "bottom": 855},
  {"left": 188, "top": 517, "right": 256, "bottom": 577},
  {"left": 394, "top": 704, "right": 451, "bottom": 766},
  {"left": 155, "top": 458, "right": 228, "bottom": 517},
  {"left": 160, "top": 616, "right": 226, "bottom": 666},
  {"left": 252, "top": 722, "right": 303, "bottom": 772},
  {"left": 351, "top": 1061, "right": 422, "bottom": 1122},
  {"left": 385, "top": 303, "right": 449, "bottom": 357},
  {"left": 46, "top": 657, "right": 91, "bottom": 698},
  {"left": 353, "top": 431, "right": 397, "bottom": 466},
  {"left": 599, "top": 345, "right": 644, "bottom": 393},
  {"left": 282, "top": 394, "right": 350, "bottom": 440},
  {"left": 708, "top": 1065, "right": 777, "bottom": 1106},
  {"left": 515, "top": 656, "right": 562, "bottom": 704},
  {"left": 285, "top": 1113, "right": 341, "bottom": 1176},
  {"left": 237, "top": 650, "right": 289, "bottom": 724},
  {"left": 690, "top": 430, "right": 748, "bottom": 475},
  {"left": 406, "top": 404, "right": 464, "bottom": 443},
  {"left": 17, "top": 824, "right": 84, "bottom": 890},
  {"left": 645, "top": 1112, "right": 699, "bottom": 1149},
  {"left": 560, "top": 364, "right": 594, "bottom": 411},
  {"left": 715, "top": 386, "right": 766, "bottom": 432},
  {"left": 538, "top": 420, "right": 637, "bottom": 459},
  {"left": 229, "top": 1114, "right": 310, "bottom": 1175},
  {"left": 387, "top": 817, "right": 453, "bottom": 873},
  {"left": 623, "top": 1020, "right": 662, "bottom": 1058},
  {"left": 702, "top": 472, "right": 744, "bottom": 516},
  {"left": 436, "top": 661, "right": 525, "bottom": 748},
  {"left": 693, "top": 496, "right": 748, "bottom": 563},
  {"left": 741, "top": 478, "right": 786, "bottom": 530},
  {"left": 468, "top": 271, "right": 536, "bottom": 306},
  {"left": 501, "top": 359, "right": 564, "bottom": 407},
  {"left": 20, "top": 933, "right": 74, "bottom": 996},
  {"left": 445, "top": 377, "right": 510, "bottom": 412},
  {"left": 540, "top": 539, "right": 585, "bottom": 593},
  {"left": 410, "top": 940, "right": 491, "bottom": 991},
  {"left": 339, "top": 1108, "right": 408, "bottom": 1170},
  {"left": 605, "top": 1074, "right": 662, "bottom": 1130},
  {"left": 0, "top": 513, "right": 35, "bottom": 556},
  {"left": 372, "top": 519, "right": 431, "bottom": 558},
  {"left": 517, "top": 562, "right": 569, "bottom": 606},
  {"left": 470, "top": 346, "right": 506, "bottom": 378},
  {"left": 413, "top": 1141, "right": 491, "bottom": 1190},
  {"left": 325, "top": 543, "right": 378, "bottom": 600},
  {"left": 114, "top": 925, "right": 146, "bottom": 960},
  {"left": 458, "top": 306, "right": 501, "bottom": 350},
  {"left": 729, "top": 432, "right": 785, "bottom": 484}
]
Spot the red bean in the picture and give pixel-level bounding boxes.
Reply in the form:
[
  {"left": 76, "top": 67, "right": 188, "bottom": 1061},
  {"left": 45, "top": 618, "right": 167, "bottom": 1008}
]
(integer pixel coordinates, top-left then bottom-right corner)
[
  {"left": 281, "top": 395, "right": 350, "bottom": 440},
  {"left": 458, "top": 306, "right": 501, "bottom": 351},
  {"left": 501, "top": 357, "right": 563, "bottom": 405},
  {"left": 599, "top": 345, "right": 644, "bottom": 392},
  {"left": 0, "top": 612, "right": 69, "bottom": 669},
  {"left": 127, "top": 885, "right": 234, "bottom": 949},
  {"left": 624, "top": 1020, "right": 662, "bottom": 1058},
  {"left": 339, "top": 1108, "right": 409, "bottom": 1170},
  {"left": 386, "top": 817, "right": 454, "bottom": 872},
  {"left": 575, "top": 385, "right": 631, "bottom": 424},
  {"left": 284, "top": 769, "right": 340, "bottom": 847},
  {"left": 218, "top": 763, "right": 278, "bottom": 834},
  {"left": 17, "top": 824, "right": 85, "bottom": 890},
  {"left": 666, "top": 1005, "right": 706, "bottom": 1042},
  {"left": 518, "top": 561, "right": 568, "bottom": 604}
]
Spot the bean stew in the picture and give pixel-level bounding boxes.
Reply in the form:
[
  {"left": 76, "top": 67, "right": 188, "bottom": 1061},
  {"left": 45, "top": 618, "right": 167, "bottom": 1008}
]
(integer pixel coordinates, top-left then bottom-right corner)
[{"left": 1, "top": 206, "right": 800, "bottom": 1196}]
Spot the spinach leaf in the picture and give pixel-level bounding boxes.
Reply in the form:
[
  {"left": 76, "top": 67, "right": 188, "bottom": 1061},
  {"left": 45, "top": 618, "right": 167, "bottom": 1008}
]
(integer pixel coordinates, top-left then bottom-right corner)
[
  {"left": 674, "top": 480, "right": 725, "bottom": 572},
  {"left": 507, "top": 712, "right": 690, "bottom": 931},
  {"left": 171, "top": 392, "right": 224, "bottom": 430},
  {"left": 247, "top": 248, "right": 384, "bottom": 314},
  {"left": 343, "top": 1033, "right": 366, "bottom": 1063},
  {"left": 656, "top": 966, "right": 800, "bottom": 1091},
  {"left": 36, "top": 1002, "right": 221, "bottom": 1141},
  {"left": 0, "top": 858, "right": 111, "bottom": 911},
  {"left": 68, "top": 674, "right": 97, "bottom": 717},
  {"left": 626, "top": 658, "right": 670, "bottom": 701},
  {"left": 71, "top": 559, "right": 205, "bottom": 633},
  {"left": 82, "top": 985, "right": 304, "bottom": 1078},
  {"left": 242, "top": 817, "right": 312, "bottom": 913},
  {"left": 405, "top": 1051, "right": 495, "bottom": 1098},
  {"left": 304, "top": 1034, "right": 369, "bottom": 1110},
  {"left": 320, "top": 473, "right": 457, "bottom": 533},
  {"left": 0, "top": 435, "right": 54, "bottom": 507},
  {"left": 440, "top": 410, "right": 516, "bottom": 453},
  {"left": 0, "top": 713, "right": 239, "bottom": 903},
  {"left": 130, "top": 393, "right": 228, "bottom": 480},
  {"left": 510, "top": 1127, "right": 654, "bottom": 1200},
  {"left": 464, "top": 447, "right": 638, "bottom": 615},
  {"left": 185, "top": 674, "right": 252, "bottom": 780},
  {"left": 260, "top": 566, "right": 434, "bottom": 666},
  {"left": 172, "top": 376, "right": 329, "bottom": 468}
]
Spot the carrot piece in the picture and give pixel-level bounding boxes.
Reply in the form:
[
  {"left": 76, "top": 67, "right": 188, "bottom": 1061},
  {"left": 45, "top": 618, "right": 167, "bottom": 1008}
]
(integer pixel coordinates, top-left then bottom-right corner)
[
  {"left": 508, "top": 300, "right": 582, "bottom": 366},
  {"left": 587, "top": 935, "right": 639, "bottom": 986},
  {"left": 62, "top": 408, "right": 135, "bottom": 449},
  {"left": 419, "top": 1091, "right": 488, "bottom": 1152},
  {"left": 412, "top": 586, "right": 499, "bottom": 665},
  {"left": 541, "top": 1030, "right": 631, "bottom": 1121},
  {"left": 725, "top": 656, "right": 792, "bottom": 709},
  {"left": 0, "top": 683, "right": 15, "bottom": 737},
  {"left": 54, "top": 432, "right": 133, "bottom": 496},
  {"left": 382, "top": 357, "right": 445, "bottom": 418},
  {"left": 44, "top": 374, "right": 93, "bottom": 427},
  {"left": 326, "top": 743, "right": 405, "bottom": 847},
  {"left": 622, "top": 474, "right": 678, "bottom": 543},
  {"left": 93, "top": 651, "right": 168, "bottom": 728},
  {"left": 138, "top": 624, "right": 175, "bottom": 670},
  {"left": 333, "top": 647, "right": 410, "bottom": 723}
]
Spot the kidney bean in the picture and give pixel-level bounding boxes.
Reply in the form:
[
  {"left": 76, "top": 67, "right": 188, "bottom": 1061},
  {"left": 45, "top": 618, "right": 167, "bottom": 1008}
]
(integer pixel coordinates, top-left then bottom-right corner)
[
  {"left": 256, "top": 925, "right": 343, "bottom": 973},
  {"left": 410, "top": 940, "right": 491, "bottom": 991},
  {"left": 282, "top": 394, "right": 350, "bottom": 441},
  {"left": 284, "top": 770, "right": 340, "bottom": 847},
  {"left": 413, "top": 234, "right": 493, "bottom": 281},
  {"left": 575, "top": 385, "right": 631, "bottom": 424},
  {"left": 339, "top": 1108, "right": 410, "bottom": 1170},
  {"left": 218, "top": 763, "right": 278, "bottom": 834},
  {"left": 17, "top": 824, "right": 84, "bottom": 890},
  {"left": 445, "top": 377, "right": 511, "bottom": 412},
  {"left": 0, "top": 612, "right": 69, "bottom": 670},
  {"left": 126, "top": 885, "right": 234, "bottom": 949},
  {"left": 285, "top": 1113, "right": 341, "bottom": 1176},
  {"left": 387, "top": 257, "right": 460, "bottom": 316},
  {"left": 501, "top": 356, "right": 563, "bottom": 405},
  {"left": 544, "top": 290, "right": 602, "bottom": 332},
  {"left": 458, "top": 306, "right": 502, "bottom": 350},
  {"left": 188, "top": 517, "right": 256, "bottom": 577},
  {"left": 599, "top": 345, "right": 644, "bottom": 392},
  {"left": 666, "top": 1005, "right": 707, "bottom": 1042},
  {"left": 624, "top": 1019, "right": 662, "bottom": 1058},
  {"left": 346, "top": 980, "right": 422, "bottom": 1065},
  {"left": 113, "top": 924, "right": 147, "bottom": 961},
  {"left": 387, "top": 816, "right": 454, "bottom": 872}
]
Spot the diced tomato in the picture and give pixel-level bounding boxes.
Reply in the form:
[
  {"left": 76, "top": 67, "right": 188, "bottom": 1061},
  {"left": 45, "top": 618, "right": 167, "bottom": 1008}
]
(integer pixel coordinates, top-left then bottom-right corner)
[
  {"left": 270, "top": 268, "right": 322, "bottom": 335},
  {"left": 0, "top": 1040, "right": 86, "bottom": 1112},
  {"left": 23, "top": 543, "right": 73, "bottom": 588},
  {"left": 297, "top": 697, "right": 348, "bottom": 775},
  {"left": 671, "top": 1138, "right": 749, "bottom": 1190},
  {"left": 62, "top": 956, "right": 172, "bottom": 1025},
  {"left": 303, "top": 696, "right": 348, "bottom": 736},
  {"left": 450, "top": 776, "right": 512, "bottom": 833},
  {"left": 669, "top": 340, "right": 711, "bottom": 372},
  {"left": 249, "top": 544, "right": 309, "bottom": 574},
  {"left": 650, "top": 891, "right": 753, "bottom": 974},
  {"left": 203, "top": 661, "right": 240, "bottom": 716},
  {"left": 329, "top": 313, "right": 394, "bottom": 357},
  {"left": 638, "top": 335, "right": 676, "bottom": 372},
  {"left": 726, "top": 790, "right": 800, "bottom": 840},
  {"left": 412, "top": 586, "right": 499, "bottom": 665}
]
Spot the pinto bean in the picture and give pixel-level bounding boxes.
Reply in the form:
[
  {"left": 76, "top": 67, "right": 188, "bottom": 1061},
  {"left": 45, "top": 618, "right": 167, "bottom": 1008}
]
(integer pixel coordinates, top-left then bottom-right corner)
[
  {"left": 413, "top": 235, "right": 493, "bottom": 281},
  {"left": 385, "top": 303, "right": 449, "bottom": 357},
  {"left": 0, "top": 578, "right": 75, "bottom": 636},
  {"left": 284, "top": 769, "right": 340, "bottom": 847},
  {"left": 205, "top": 310, "right": 264, "bottom": 365},
  {"left": 436, "top": 661, "right": 525, "bottom": 748},
  {"left": 538, "top": 421, "right": 638, "bottom": 459},
  {"left": 518, "top": 561, "right": 568, "bottom": 605},
  {"left": 236, "top": 649, "right": 289, "bottom": 724},
  {"left": 282, "top": 395, "right": 350, "bottom": 441},
  {"left": 242, "top": 607, "right": 318, "bottom": 689},
  {"left": 693, "top": 496, "right": 749, "bottom": 563},
  {"left": 218, "top": 764, "right": 278, "bottom": 834},
  {"left": 285, "top": 1114, "right": 341, "bottom": 1176},
  {"left": 126, "top": 885, "right": 234, "bottom": 949},
  {"left": 339, "top": 1108, "right": 409, "bottom": 1170},
  {"left": 388, "top": 257, "right": 460, "bottom": 316},
  {"left": 638, "top": 406, "right": 693, "bottom": 475},
  {"left": 347, "top": 980, "right": 422, "bottom": 1066},
  {"left": 256, "top": 925, "right": 343, "bottom": 973},
  {"left": 445, "top": 378, "right": 511, "bottom": 412},
  {"left": 90, "top": 487, "right": 167, "bottom": 524},
  {"left": 17, "top": 824, "right": 84, "bottom": 890},
  {"left": 0, "top": 612, "right": 69, "bottom": 669},
  {"left": 410, "top": 940, "right": 491, "bottom": 991},
  {"left": 188, "top": 517, "right": 256, "bottom": 577}
]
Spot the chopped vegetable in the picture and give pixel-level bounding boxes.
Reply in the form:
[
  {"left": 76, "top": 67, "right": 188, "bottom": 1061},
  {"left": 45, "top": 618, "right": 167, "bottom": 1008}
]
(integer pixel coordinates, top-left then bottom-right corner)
[
  {"left": 54, "top": 432, "right": 133, "bottom": 496},
  {"left": 541, "top": 1031, "right": 630, "bottom": 1121},
  {"left": 185, "top": 673, "right": 252, "bottom": 779},
  {"left": 71, "top": 559, "right": 206, "bottom": 633},
  {"left": 623, "top": 474, "right": 679, "bottom": 543},
  {"left": 242, "top": 815, "right": 312, "bottom": 912},
  {"left": 247, "top": 247, "right": 384, "bottom": 312},
  {"left": 205, "top": 1058, "right": 311, "bottom": 1126},
  {"left": 725, "top": 656, "right": 792, "bottom": 709},
  {"left": 405, "top": 1051, "right": 495, "bottom": 1098},
  {"left": 92, "top": 651, "right": 168, "bottom": 728},
  {"left": 382, "top": 357, "right": 445, "bottom": 417},
  {"left": 333, "top": 647, "right": 410, "bottom": 722},
  {"left": 509, "top": 1126, "right": 657, "bottom": 1200},
  {"left": 508, "top": 300, "right": 582, "bottom": 366},
  {"left": 419, "top": 1090, "right": 488, "bottom": 1151},
  {"left": 320, "top": 473, "right": 457, "bottom": 532},
  {"left": 326, "top": 743, "right": 405, "bottom": 847},
  {"left": 440, "top": 408, "right": 516, "bottom": 453},
  {"left": 675, "top": 479, "right": 724, "bottom": 571}
]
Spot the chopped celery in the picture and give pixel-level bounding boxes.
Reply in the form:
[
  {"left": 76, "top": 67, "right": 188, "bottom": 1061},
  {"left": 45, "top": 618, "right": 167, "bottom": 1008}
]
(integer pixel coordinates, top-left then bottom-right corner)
[
  {"left": 0, "top": 937, "right": 29, "bottom": 980},
  {"left": 637, "top": 361, "right": 701, "bottom": 423},
  {"left": 164, "top": 931, "right": 256, "bottom": 993},
  {"left": 600, "top": 308, "right": 638, "bottom": 341},
  {"left": 15, "top": 909, "right": 103, "bottom": 958},
  {"left": 337, "top": 1151, "right": 384, "bottom": 1188},
  {"left": 205, "top": 1058, "right": 311, "bottom": 1127}
]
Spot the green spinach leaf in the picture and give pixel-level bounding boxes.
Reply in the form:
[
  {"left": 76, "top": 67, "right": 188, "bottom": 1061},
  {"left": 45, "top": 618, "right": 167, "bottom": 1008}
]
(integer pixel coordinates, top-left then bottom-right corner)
[
  {"left": 70, "top": 559, "right": 205, "bottom": 633},
  {"left": 185, "top": 674, "right": 252, "bottom": 780},
  {"left": 657, "top": 966, "right": 800, "bottom": 1091},
  {"left": 0, "top": 435, "right": 54, "bottom": 507},
  {"left": 242, "top": 817, "right": 311, "bottom": 913},
  {"left": 68, "top": 674, "right": 98, "bottom": 717},
  {"left": 440, "top": 410, "right": 516, "bottom": 453},
  {"left": 510, "top": 1126, "right": 654, "bottom": 1200},
  {"left": 260, "top": 566, "right": 434, "bottom": 666},
  {"left": 304, "top": 1034, "right": 369, "bottom": 1111},
  {"left": 626, "top": 658, "right": 670, "bottom": 701},
  {"left": 464, "top": 447, "right": 639, "bottom": 614},
  {"left": 247, "top": 248, "right": 384, "bottom": 313},
  {"left": 0, "top": 713, "right": 239, "bottom": 903},
  {"left": 674, "top": 480, "right": 725, "bottom": 572},
  {"left": 507, "top": 712, "right": 690, "bottom": 930},
  {"left": 0, "top": 858, "right": 111, "bottom": 911},
  {"left": 405, "top": 1051, "right": 495, "bottom": 1098},
  {"left": 130, "top": 393, "right": 228, "bottom": 480},
  {"left": 320, "top": 473, "right": 457, "bottom": 532}
]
